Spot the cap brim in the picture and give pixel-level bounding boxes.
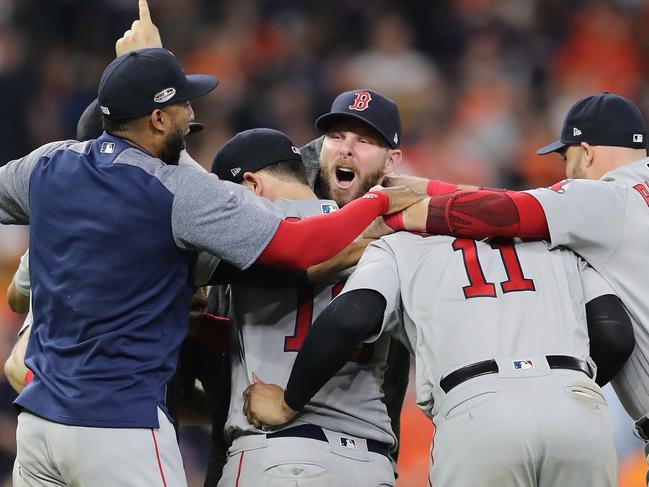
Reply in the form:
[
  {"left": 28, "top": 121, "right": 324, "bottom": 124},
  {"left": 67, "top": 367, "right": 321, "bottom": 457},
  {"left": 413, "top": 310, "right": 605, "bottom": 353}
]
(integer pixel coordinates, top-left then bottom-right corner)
[
  {"left": 315, "top": 112, "right": 397, "bottom": 149},
  {"left": 188, "top": 122, "right": 204, "bottom": 134},
  {"left": 184, "top": 74, "right": 219, "bottom": 100},
  {"left": 536, "top": 140, "right": 567, "bottom": 155}
]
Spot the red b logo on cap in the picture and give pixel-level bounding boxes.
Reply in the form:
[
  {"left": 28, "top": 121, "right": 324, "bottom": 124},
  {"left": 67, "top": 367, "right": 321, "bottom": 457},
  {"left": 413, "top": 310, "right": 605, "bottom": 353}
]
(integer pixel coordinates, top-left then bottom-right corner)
[{"left": 349, "top": 91, "right": 372, "bottom": 111}]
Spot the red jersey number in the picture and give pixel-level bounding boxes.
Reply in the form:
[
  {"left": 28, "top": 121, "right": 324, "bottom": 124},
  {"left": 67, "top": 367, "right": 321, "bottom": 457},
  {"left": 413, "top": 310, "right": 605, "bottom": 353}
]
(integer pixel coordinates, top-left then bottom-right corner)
[{"left": 453, "top": 238, "right": 535, "bottom": 299}]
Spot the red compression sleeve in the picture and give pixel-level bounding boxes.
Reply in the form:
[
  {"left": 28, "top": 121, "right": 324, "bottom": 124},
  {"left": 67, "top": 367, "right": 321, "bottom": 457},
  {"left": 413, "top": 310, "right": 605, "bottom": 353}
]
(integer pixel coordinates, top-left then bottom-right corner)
[
  {"left": 383, "top": 212, "right": 405, "bottom": 231},
  {"left": 426, "top": 189, "right": 549, "bottom": 239},
  {"left": 24, "top": 369, "right": 34, "bottom": 386},
  {"left": 257, "top": 192, "right": 389, "bottom": 269},
  {"left": 427, "top": 179, "right": 459, "bottom": 196}
]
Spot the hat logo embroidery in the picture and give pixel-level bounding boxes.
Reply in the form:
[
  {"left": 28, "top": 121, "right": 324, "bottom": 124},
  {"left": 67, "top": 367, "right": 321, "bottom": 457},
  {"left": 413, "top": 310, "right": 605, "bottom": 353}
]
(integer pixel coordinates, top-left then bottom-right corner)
[
  {"left": 100, "top": 105, "right": 111, "bottom": 115},
  {"left": 573, "top": 127, "right": 582, "bottom": 136},
  {"left": 291, "top": 146, "right": 300, "bottom": 154},
  {"left": 154, "top": 87, "right": 176, "bottom": 103},
  {"left": 231, "top": 167, "right": 241, "bottom": 177},
  {"left": 348, "top": 91, "right": 372, "bottom": 111},
  {"left": 634, "top": 134, "right": 644, "bottom": 143},
  {"left": 394, "top": 133, "right": 398, "bottom": 145}
]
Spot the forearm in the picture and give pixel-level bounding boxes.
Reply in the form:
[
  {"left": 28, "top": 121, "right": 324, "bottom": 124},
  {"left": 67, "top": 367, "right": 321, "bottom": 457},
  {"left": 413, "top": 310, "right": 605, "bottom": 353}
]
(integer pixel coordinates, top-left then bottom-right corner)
[
  {"left": 4, "top": 329, "right": 30, "bottom": 393},
  {"left": 257, "top": 193, "right": 388, "bottom": 270},
  {"left": 586, "top": 294, "right": 634, "bottom": 386},
  {"left": 393, "top": 189, "right": 550, "bottom": 239},
  {"left": 7, "top": 281, "right": 29, "bottom": 314},
  {"left": 307, "top": 238, "right": 373, "bottom": 282},
  {"left": 283, "top": 290, "right": 386, "bottom": 411}
]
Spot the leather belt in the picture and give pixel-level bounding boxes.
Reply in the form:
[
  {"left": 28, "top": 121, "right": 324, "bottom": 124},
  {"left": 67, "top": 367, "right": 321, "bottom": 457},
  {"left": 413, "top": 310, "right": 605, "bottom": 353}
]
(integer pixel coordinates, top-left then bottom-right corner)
[
  {"left": 440, "top": 355, "right": 593, "bottom": 394},
  {"left": 266, "top": 424, "right": 391, "bottom": 459}
]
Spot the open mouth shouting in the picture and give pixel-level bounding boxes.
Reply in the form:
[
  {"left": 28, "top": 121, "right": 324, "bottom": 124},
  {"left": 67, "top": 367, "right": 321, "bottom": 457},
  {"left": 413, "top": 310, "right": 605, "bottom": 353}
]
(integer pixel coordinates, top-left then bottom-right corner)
[{"left": 334, "top": 165, "right": 357, "bottom": 190}]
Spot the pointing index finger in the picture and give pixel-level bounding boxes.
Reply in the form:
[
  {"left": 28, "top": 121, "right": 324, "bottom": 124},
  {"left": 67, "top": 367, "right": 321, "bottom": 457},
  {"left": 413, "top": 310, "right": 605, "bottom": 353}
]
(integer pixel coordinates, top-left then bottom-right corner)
[{"left": 139, "top": 0, "right": 151, "bottom": 23}]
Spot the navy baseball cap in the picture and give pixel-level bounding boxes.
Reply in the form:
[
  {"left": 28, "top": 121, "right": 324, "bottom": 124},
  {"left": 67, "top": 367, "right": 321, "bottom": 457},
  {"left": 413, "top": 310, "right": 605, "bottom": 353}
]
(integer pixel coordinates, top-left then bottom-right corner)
[
  {"left": 316, "top": 89, "right": 402, "bottom": 149},
  {"left": 211, "top": 128, "right": 303, "bottom": 183},
  {"left": 98, "top": 48, "right": 218, "bottom": 120},
  {"left": 537, "top": 92, "right": 647, "bottom": 155}
]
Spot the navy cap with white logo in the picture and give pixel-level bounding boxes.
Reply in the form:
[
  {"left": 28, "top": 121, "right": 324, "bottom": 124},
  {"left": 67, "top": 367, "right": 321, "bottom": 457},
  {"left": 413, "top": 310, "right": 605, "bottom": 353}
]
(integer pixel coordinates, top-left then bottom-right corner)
[
  {"left": 537, "top": 92, "right": 647, "bottom": 155},
  {"left": 98, "top": 48, "right": 218, "bottom": 120},
  {"left": 315, "top": 89, "right": 402, "bottom": 149},
  {"left": 211, "top": 128, "right": 303, "bottom": 183}
]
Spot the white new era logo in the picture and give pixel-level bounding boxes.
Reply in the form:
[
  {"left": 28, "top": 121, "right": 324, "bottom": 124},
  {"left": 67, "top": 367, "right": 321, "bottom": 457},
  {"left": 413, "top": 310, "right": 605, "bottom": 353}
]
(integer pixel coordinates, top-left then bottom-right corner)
[
  {"left": 573, "top": 127, "right": 582, "bottom": 136},
  {"left": 291, "top": 146, "right": 300, "bottom": 154},
  {"left": 231, "top": 167, "right": 241, "bottom": 177},
  {"left": 634, "top": 134, "right": 644, "bottom": 143}
]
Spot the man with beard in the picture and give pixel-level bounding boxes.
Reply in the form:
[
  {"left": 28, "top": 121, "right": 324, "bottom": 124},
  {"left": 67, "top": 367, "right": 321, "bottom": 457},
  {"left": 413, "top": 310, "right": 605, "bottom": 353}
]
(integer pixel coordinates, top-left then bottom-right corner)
[
  {"left": 1, "top": 43, "right": 421, "bottom": 486},
  {"left": 300, "top": 89, "right": 412, "bottom": 461}
]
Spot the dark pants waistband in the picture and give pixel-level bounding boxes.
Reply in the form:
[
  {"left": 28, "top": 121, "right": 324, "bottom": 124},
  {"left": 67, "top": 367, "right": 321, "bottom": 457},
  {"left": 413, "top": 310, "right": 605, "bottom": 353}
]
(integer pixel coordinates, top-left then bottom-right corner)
[
  {"left": 266, "top": 424, "right": 391, "bottom": 459},
  {"left": 439, "top": 355, "right": 593, "bottom": 394}
]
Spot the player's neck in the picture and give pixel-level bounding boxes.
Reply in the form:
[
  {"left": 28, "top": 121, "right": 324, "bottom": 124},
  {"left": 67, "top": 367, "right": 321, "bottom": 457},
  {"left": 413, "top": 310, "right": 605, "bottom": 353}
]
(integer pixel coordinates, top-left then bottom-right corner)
[{"left": 272, "top": 182, "right": 318, "bottom": 201}]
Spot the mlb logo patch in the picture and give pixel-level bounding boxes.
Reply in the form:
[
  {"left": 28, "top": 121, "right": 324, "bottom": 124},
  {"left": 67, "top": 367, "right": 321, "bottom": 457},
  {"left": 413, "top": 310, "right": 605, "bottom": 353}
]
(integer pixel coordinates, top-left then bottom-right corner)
[
  {"left": 513, "top": 359, "right": 534, "bottom": 370},
  {"left": 321, "top": 203, "right": 338, "bottom": 214},
  {"left": 339, "top": 437, "right": 357, "bottom": 449},
  {"left": 100, "top": 142, "right": 116, "bottom": 154}
]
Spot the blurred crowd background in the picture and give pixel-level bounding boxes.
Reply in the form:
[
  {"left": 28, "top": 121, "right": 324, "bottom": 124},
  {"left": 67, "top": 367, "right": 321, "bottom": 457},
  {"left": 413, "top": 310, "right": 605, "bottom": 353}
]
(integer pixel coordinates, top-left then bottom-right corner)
[{"left": 0, "top": 0, "right": 648, "bottom": 485}]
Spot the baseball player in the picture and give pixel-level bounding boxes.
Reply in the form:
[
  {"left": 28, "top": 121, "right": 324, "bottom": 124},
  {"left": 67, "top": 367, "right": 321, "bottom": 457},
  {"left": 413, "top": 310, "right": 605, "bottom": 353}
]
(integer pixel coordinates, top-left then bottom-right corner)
[
  {"left": 378, "top": 92, "right": 649, "bottom": 481},
  {"left": 300, "top": 88, "right": 412, "bottom": 462},
  {"left": 245, "top": 230, "right": 633, "bottom": 486},
  {"left": 210, "top": 128, "right": 396, "bottom": 487}
]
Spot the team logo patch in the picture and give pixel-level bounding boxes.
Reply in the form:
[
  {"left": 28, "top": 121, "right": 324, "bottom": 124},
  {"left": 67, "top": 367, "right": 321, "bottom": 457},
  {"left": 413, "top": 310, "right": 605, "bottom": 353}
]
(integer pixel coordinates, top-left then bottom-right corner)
[
  {"left": 321, "top": 203, "right": 338, "bottom": 214},
  {"left": 348, "top": 91, "right": 372, "bottom": 111},
  {"left": 513, "top": 359, "right": 534, "bottom": 370},
  {"left": 154, "top": 87, "right": 176, "bottom": 103},
  {"left": 231, "top": 167, "right": 242, "bottom": 177},
  {"left": 339, "top": 437, "right": 357, "bottom": 449},
  {"left": 100, "top": 142, "right": 116, "bottom": 154}
]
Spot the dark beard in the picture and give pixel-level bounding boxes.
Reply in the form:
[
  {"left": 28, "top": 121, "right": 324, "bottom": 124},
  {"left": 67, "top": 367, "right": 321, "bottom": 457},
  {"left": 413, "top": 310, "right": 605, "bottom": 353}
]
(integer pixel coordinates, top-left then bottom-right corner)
[
  {"left": 317, "top": 164, "right": 384, "bottom": 207},
  {"left": 159, "top": 124, "right": 185, "bottom": 165}
]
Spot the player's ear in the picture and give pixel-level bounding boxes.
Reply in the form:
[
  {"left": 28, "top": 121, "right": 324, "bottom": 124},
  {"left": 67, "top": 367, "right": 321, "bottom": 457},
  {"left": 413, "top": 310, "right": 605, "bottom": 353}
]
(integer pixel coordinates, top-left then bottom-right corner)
[
  {"left": 581, "top": 142, "right": 595, "bottom": 168},
  {"left": 383, "top": 149, "right": 403, "bottom": 174},
  {"left": 242, "top": 172, "right": 263, "bottom": 196}
]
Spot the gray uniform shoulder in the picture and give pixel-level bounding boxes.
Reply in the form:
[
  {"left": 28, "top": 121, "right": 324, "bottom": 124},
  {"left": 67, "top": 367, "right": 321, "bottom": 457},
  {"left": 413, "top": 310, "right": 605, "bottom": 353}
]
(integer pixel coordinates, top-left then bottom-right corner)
[{"left": 0, "top": 139, "right": 76, "bottom": 224}]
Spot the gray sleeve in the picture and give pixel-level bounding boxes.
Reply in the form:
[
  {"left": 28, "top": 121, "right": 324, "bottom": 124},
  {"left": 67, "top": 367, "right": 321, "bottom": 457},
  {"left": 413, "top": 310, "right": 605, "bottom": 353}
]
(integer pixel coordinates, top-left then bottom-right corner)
[
  {"left": 169, "top": 167, "right": 281, "bottom": 270},
  {"left": 340, "top": 240, "right": 402, "bottom": 342},
  {"left": 12, "top": 249, "right": 30, "bottom": 296},
  {"left": 0, "top": 140, "right": 72, "bottom": 224},
  {"left": 526, "top": 179, "right": 626, "bottom": 267},
  {"left": 579, "top": 259, "right": 616, "bottom": 302}
]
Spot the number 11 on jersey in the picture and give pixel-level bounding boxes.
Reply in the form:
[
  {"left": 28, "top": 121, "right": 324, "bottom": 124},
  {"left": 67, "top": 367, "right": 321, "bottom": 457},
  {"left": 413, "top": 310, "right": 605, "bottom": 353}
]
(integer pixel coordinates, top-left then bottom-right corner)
[{"left": 453, "top": 238, "right": 536, "bottom": 299}]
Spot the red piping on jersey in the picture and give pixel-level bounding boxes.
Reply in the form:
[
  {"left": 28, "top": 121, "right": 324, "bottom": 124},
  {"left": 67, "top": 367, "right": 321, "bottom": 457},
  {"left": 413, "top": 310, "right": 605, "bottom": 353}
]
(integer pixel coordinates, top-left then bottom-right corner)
[
  {"left": 235, "top": 451, "right": 245, "bottom": 487},
  {"left": 257, "top": 192, "right": 389, "bottom": 269},
  {"left": 426, "top": 188, "right": 549, "bottom": 239},
  {"left": 428, "top": 419, "right": 436, "bottom": 487},
  {"left": 151, "top": 430, "right": 168, "bottom": 487}
]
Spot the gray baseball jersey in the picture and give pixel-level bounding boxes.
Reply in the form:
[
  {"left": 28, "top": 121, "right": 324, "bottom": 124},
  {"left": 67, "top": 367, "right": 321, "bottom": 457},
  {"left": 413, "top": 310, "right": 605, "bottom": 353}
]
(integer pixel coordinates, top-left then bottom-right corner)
[
  {"left": 340, "top": 233, "right": 618, "bottom": 486},
  {"left": 225, "top": 197, "right": 396, "bottom": 448},
  {"left": 528, "top": 158, "right": 649, "bottom": 420}
]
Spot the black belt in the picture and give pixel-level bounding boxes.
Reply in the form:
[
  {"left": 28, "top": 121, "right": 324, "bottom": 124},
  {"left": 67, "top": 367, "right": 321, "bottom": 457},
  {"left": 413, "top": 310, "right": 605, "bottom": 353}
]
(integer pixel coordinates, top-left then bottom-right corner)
[
  {"left": 635, "top": 415, "right": 649, "bottom": 442},
  {"left": 439, "top": 355, "right": 593, "bottom": 394},
  {"left": 266, "top": 424, "right": 391, "bottom": 459}
]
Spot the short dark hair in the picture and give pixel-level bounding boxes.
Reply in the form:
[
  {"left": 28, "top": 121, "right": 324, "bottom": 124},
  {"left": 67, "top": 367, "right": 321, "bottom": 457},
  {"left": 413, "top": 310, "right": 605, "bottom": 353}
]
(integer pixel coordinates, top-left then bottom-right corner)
[
  {"left": 257, "top": 159, "right": 308, "bottom": 185},
  {"left": 102, "top": 115, "right": 133, "bottom": 135}
]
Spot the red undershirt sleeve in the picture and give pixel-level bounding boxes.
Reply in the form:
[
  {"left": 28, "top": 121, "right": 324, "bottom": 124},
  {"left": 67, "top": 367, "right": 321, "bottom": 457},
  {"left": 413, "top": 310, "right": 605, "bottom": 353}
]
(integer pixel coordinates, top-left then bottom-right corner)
[
  {"left": 256, "top": 192, "right": 389, "bottom": 269},
  {"left": 426, "top": 188, "right": 549, "bottom": 239}
]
